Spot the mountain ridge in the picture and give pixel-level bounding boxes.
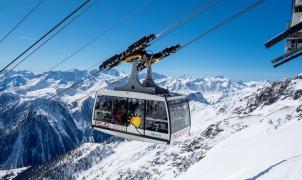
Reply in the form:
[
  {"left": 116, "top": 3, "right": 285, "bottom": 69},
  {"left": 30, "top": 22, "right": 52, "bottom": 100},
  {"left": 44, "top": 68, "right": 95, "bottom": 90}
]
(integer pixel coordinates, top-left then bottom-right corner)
[{"left": 0, "top": 70, "right": 288, "bottom": 179}]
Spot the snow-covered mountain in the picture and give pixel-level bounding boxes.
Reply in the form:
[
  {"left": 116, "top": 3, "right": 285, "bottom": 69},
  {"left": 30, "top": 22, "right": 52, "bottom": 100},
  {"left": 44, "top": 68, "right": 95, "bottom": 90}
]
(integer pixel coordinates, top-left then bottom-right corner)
[
  {"left": 0, "top": 69, "right": 131, "bottom": 169},
  {"left": 2, "top": 69, "right": 302, "bottom": 180},
  {"left": 157, "top": 76, "right": 254, "bottom": 104},
  {"left": 0, "top": 69, "right": 259, "bottom": 170}
]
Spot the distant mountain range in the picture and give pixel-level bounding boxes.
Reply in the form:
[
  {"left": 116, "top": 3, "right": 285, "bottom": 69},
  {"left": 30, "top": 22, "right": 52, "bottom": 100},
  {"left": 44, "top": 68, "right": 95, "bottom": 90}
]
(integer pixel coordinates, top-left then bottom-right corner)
[
  {"left": 2, "top": 69, "right": 302, "bottom": 180},
  {"left": 0, "top": 69, "right": 263, "bottom": 169}
]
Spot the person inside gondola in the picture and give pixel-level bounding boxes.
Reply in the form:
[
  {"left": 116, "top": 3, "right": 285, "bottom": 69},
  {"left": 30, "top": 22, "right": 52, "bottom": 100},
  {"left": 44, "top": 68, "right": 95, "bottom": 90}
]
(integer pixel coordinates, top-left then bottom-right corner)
[
  {"left": 95, "top": 102, "right": 100, "bottom": 109},
  {"left": 95, "top": 111, "right": 102, "bottom": 120},
  {"left": 112, "top": 99, "right": 127, "bottom": 125},
  {"left": 113, "top": 105, "right": 124, "bottom": 124},
  {"left": 103, "top": 102, "right": 111, "bottom": 111},
  {"left": 116, "top": 106, "right": 125, "bottom": 124}
]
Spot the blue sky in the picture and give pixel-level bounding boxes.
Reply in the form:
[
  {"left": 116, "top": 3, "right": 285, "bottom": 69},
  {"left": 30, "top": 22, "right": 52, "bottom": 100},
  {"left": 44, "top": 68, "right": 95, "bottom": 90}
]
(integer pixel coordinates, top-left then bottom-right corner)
[{"left": 0, "top": 0, "right": 296, "bottom": 81}]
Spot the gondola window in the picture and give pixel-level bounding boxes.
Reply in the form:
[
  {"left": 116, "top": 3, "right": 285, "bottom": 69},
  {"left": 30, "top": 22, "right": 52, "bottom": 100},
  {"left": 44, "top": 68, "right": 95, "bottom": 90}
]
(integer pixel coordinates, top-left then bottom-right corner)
[
  {"left": 127, "top": 98, "right": 145, "bottom": 128},
  {"left": 94, "top": 96, "right": 112, "bottom": 122},
  {"left": 112, "top": 97, "right": 127, "bottom": 125},
  {"left": 145, "top": 101, "right": 168, "bottom": 134},
  {"left": 168, "top": 98, "right": 190, "bottom": 133}
]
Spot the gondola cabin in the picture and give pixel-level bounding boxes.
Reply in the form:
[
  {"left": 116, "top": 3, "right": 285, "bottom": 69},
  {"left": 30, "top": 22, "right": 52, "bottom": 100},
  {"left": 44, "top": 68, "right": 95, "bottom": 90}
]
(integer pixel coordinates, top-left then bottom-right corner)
[
  {"left": 92, "top": 34, "right": 191, "bottom": 144},
  {"left": 265, "top": 0, "right": 302, "bottom": 67},
  {"left": 286, "top": 0, "right": 302, "bottom": 52},
  {"left": 92, "top": 90, "right": 191, "bottom": 144}
]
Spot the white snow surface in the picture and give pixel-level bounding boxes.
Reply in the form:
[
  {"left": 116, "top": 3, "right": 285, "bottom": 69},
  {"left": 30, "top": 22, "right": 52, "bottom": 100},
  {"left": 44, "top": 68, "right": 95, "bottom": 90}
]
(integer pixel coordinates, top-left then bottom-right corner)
[
  {"left": 0, "top": 167, "right": 28, "bottom": 179},
  {"left": 179, "top": 114, "right": 302, "bottom": 180},
  {"left": 78, "top": 99, "right": 302, "bottom": 180},
  {"left": 2, "top": 69, "right": 302, "bottom": 180}
]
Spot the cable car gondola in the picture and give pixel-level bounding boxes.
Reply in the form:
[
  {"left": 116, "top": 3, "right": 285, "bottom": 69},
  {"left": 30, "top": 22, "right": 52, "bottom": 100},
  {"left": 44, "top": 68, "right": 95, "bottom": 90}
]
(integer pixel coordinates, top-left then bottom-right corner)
[
  {"left": 265, "top": 0, "right": 302, "bottom": 67},
  {"left": 92, "top": 35, "right": 191, "bottom": 144}
]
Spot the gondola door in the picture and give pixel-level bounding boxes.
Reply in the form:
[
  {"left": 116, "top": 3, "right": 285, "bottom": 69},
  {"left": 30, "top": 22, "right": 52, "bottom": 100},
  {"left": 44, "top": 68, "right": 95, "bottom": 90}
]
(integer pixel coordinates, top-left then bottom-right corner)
[{"left": 126, "top": 98, "right": 145, "bottom": 136}]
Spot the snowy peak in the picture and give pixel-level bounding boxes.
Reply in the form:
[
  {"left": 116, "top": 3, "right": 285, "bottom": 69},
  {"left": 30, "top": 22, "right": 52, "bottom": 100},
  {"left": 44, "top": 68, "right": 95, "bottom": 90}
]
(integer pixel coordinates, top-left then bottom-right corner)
[
  {"left": 187, "top": 91, "right": 209, "bottom": 104},
  {"left": 236, "top": 75, "right": 302, "bottom": 114},
  {"left": 157, "top": 75, "right": 264, "bottom": 103},
  {"left": 1, "top": 69, "right": 264, "bottom": 105}
]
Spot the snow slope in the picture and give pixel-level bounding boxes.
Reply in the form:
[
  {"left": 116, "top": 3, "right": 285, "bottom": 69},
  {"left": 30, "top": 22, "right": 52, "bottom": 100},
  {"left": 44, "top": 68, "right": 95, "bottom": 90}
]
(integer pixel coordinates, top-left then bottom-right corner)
[
  {"left": 15, "top": 73, "right": 302, "bottom": 180},
  {"left": 4, "top": 69, "right": 302, "bottom": 180},
  {"left": 0, "top": 167, "right": 28, "bottom": 180},
  {"left": 0, "top": 69, "right": 125, "bottom": 169},
  {"left": 0, "top": 69, "right": 258, "bottom": 170},
  {"left": 179, "top": 75, "right": 302, "bottom": 180},
  {"left": 180, "top": 113, "right": 302, "bottom": 180},
  {"left": 15, "top": 101, "right": 246, "bottom": 179}
]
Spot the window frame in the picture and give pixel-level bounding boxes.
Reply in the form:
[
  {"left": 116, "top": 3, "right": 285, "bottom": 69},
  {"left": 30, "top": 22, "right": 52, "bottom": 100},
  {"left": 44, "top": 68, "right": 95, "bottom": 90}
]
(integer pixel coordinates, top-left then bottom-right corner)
[
  {"left": 93, "top": 95, "right": 113, "bottom": 122},
  {"left": 167, "top": 97, "right": 191, "bottom": 133},
  {"left": 145, "top": 100, "right": 169, "bottom": 134},
  {"left": 126, "top": 98, "right": 146, "bottom": 135}
]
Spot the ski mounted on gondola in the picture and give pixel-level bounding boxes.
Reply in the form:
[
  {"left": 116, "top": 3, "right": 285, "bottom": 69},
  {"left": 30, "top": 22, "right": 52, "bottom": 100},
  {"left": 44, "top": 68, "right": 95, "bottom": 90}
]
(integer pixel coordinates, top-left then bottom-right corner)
[{"left": 265, "top": 0, "right": 302, "bottom": 67}]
